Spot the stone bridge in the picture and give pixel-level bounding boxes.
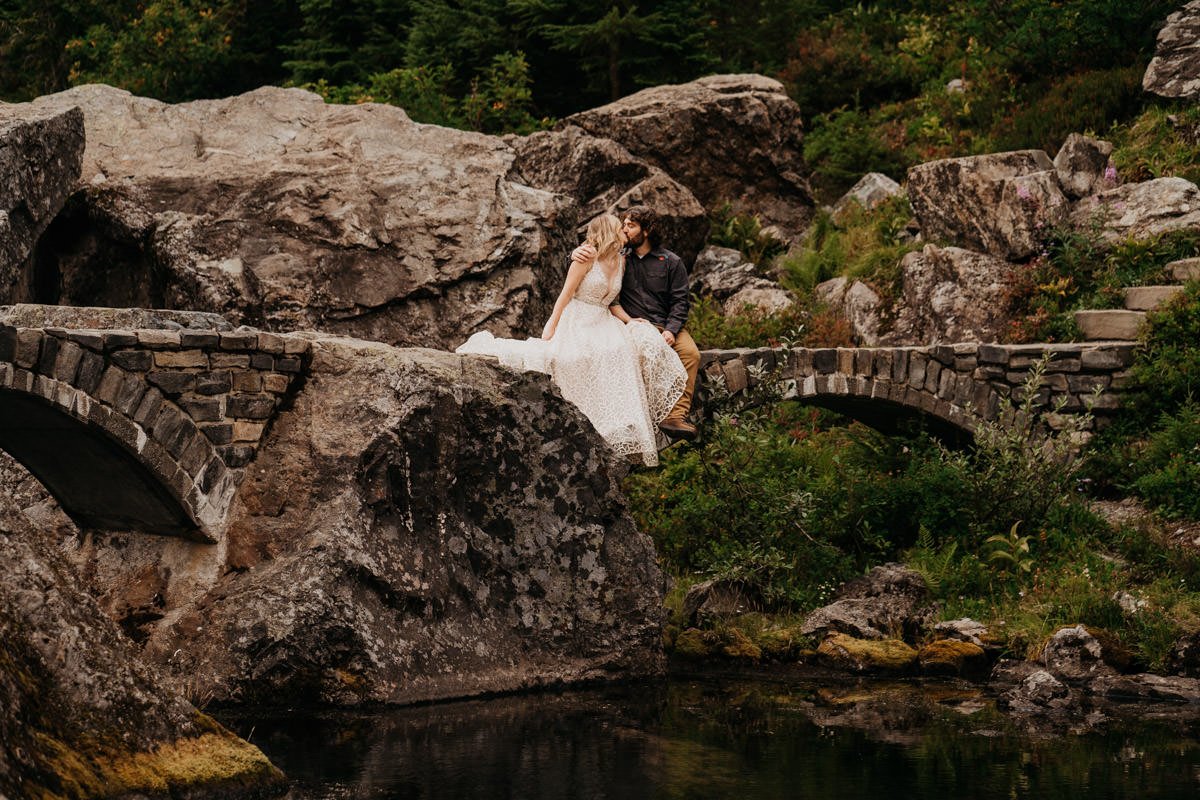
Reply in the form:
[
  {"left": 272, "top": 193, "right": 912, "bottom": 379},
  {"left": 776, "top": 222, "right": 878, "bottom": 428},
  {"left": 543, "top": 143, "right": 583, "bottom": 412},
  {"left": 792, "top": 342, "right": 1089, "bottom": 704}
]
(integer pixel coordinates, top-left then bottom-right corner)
[
  {"left": 0, "top": 305, "right": 309, "bottom": 542},
  {"left": 1, "top": 302, "right": 1139, "bottom": 542},
  {"left": 699, "top": 341, "right": 1135, "bottom": 439}
]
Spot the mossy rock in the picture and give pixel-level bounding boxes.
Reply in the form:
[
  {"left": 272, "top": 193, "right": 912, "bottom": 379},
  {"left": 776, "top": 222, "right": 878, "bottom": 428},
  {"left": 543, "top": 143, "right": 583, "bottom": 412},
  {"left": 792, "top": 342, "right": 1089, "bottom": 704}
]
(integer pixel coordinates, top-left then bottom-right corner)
[
  {"left": 817, "top": 634, "right": 918, "bottom": 674},
  {"left": 1038, "top": 624, "right": 1135, "bottom": 672},
  {"left": 918, "top": 639, "right": 989, "bottom": 678},
  {"left": 721, "top": 628, "right": 763, "bottom": 661},
  {"left": 673, "top": 627, "right": 719, "bottom": 658},
  {"left": 755, "top": 625, "right": 807, "bottom": 661}
]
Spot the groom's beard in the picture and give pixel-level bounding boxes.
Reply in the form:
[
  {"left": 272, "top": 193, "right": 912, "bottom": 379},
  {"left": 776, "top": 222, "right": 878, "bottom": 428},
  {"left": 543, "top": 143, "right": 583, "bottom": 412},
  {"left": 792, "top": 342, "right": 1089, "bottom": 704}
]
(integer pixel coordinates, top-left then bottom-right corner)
[{"left": 626, "top": 231, "right": 645, "bottom": 248}]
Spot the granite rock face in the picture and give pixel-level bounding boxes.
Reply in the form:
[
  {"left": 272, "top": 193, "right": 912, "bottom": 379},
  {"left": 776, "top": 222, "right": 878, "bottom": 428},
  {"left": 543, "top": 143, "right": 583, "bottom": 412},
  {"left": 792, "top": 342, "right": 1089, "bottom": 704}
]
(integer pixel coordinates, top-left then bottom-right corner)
[
  {"left": 565, "top": 74, "right": 814, "bottom": 240},
  {"left": 888, "top": 245, "right": 1017, "bottom": 344},
  {"left": 691, "top": 245, "right": 794, "bottom": 315},
  {"left": 1143, "top": 1, "right": 1200, "bottom": 100},
  {"left": 125, "top": 336, "right": 666, "bottom": 705},
  {"left": 1070, "top": 177, "right": 1200, "bottom": 243},
  {"left": 0, "top": 105, "right": 84, "bottom": 299},
  {"left": 8, "top": 85, "right": 575, "bottom": 350},
  {"left": 907, "top": 150, "right": 1069, "bottom": 260},
  {"left": 510, "top": 125, "right": 708, "bottom": 264},
  {"left": 0, "top": 492, "right": 283, "bottom": 798},
  {"left": 1053, "top": 134, "right": 1115, "bottom": 199}
]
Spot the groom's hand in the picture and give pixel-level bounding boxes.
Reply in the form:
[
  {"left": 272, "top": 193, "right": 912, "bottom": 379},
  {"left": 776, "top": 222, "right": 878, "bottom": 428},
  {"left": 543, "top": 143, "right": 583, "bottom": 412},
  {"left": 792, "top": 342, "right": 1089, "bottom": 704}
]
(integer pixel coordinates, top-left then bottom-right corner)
[
  {"left": 571, "top": 243, "right": 596, "bottom": 263},
  {"left": 662, "top": 330, "right": 676, "bottom": 346}
]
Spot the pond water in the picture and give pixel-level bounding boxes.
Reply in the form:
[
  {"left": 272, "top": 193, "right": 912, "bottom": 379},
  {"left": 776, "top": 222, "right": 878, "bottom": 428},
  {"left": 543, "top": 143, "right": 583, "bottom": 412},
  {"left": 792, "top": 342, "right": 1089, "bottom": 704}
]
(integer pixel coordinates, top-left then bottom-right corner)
[{"left": 215, "top": 677, "right": 1200, "bottom": 799}]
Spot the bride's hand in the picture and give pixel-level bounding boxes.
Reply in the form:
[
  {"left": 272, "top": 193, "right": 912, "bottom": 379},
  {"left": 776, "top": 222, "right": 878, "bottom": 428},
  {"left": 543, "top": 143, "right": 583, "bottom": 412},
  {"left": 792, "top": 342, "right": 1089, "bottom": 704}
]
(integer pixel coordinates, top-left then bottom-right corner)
[{"left": 541, "top": 321, "right": 555, "bottom": 340}]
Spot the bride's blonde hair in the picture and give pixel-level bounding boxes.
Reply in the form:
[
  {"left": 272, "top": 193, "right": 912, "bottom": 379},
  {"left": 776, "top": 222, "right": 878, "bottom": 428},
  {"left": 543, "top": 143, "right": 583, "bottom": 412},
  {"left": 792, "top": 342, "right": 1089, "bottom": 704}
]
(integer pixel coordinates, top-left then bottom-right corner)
[{"left": 586, "top": 213, "right": 623, "bottom": 264}]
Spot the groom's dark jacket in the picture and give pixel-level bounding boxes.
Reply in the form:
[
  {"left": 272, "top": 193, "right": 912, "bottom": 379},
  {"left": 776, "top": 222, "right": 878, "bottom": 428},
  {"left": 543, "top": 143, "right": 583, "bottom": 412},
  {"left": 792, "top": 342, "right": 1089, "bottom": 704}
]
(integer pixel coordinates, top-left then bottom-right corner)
[{"left": 617, "top": 246, "right": 690, "bottom": 335}]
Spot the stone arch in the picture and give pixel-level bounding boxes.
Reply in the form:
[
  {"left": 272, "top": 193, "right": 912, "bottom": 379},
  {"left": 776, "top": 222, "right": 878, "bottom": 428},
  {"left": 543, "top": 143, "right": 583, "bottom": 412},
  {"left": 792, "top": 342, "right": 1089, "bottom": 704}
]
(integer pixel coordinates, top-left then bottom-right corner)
[{"left": 0, "top": 334, "right": 234, "bottom": 542}]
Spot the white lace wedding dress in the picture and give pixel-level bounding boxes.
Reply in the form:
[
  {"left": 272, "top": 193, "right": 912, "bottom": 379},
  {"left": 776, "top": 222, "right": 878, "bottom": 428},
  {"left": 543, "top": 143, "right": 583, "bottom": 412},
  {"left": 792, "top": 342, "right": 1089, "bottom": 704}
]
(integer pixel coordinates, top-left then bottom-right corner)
[{"left": 456, "top": 259, "right": 687, "bottom": 466}]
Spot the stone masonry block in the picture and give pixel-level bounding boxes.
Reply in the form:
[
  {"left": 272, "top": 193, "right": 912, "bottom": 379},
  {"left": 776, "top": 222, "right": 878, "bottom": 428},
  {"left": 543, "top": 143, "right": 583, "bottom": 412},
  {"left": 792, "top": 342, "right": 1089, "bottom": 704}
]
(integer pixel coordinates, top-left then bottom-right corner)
[
  {"left": 136, "top": 330, "right": 182, "bottom": 349},
  {"left": 257, "top": 332, "right": 287, "bottom": 354},
  {"left": 1081, "top": 347, "right": 1135, "bottom": 370},
  {"left": 219, "top": 332, "right": 258, "bottom": 351},
  {"left": 908, "top": 352, "right": 928, "bottom": 389},
  {"left": 1068, "top": 374, "right": 1110, "bottom": 392},
  {"left": 147, "top": 370, "right": 196, "bottom": 395},
  {"left": 282, "top": 336, "right": 309, "bottom": 355},
  {"left": 923, "top": 360, "right": 942, "bottom": 393},
  {"left": 101, "top": 331, "right": 138, "bottom": 350},
  {"left": 787, "top": 348, "right": 812, "bottom": 375},
  {"left": 250, "top": 353, "right": 275, "bottom": 370},
  {"left": 64, "top": 331, "right": 104, "bottom": 351},
  {"left": 891, "top": 350, "right": 909, "bottom": 382},
  {"left": 14, "top": 329, "right": 42, "bottom": 368},
  {"left": 75, "top": 351, "right": 106, "bottom": 393},
  {"left": 180, "top": 433, "right": 212, "bottom": 475},
  {"left": 201, "top": 423, "right": 233, "bottom": 446},
  {"left": 1044, "top": 358, "right": 1081, "bottom": 373},
  {"left": 180, "top": 396, "right": 222, "bottom": 423},
  {"left": 220, "top": 444, "right": 257, "bottom": 468},
  {"left": 854, "top": 349, "right": 874, "bottom": 376},
  {"left": 134, "top": 387, "right": 164, "bottom": 428},
  {"left": 211, "top": 353, "right": 251, "bottom": 369},
  {"left": 232, "top": 420, "right": 265, "bottom": 443},
  {"left": 35, "top": 335, "right": 58, "bottom": 375},
  {"left": 930, "top": 345, "right": 955, "bottom": 366},
  {"left": 721, "top": 360, "right": 749, "bottom": 394},
  {"left": 96, "top": 367, "right": 126, "bottom": 410},
  {"left": 196, "top": 371, "right": 233, "bottom": 396},
  {"left": 199, "top": 456, "right": 227, "bottom": 494},
  {"left": 275, "top": 357, "right": 302, "bottom": 374},
  {"left": 263, "top": 373, "right": 290, "bottom": 394},
  {"left": 154, "top": 350, "right": 208, "bottom": 369},
  {"left": 812, "top": 349, "right": 837, "bottom": 373},
  {"left": 837, "top": 348, "right": 855, "bottom": 374},
  {"left": 872, "top": 350, "right": 893, "bottom": 379},
  {"left": 114, "top": 373, "right": 147, "bottom": 417},
  {"left": 0, "top": 326, "right": 16, "bottom": 362},
  {"left": 180, "top": 331, "right": 221, "bottom": 349},
  {"left": 232, "top": 371, "right": 264, "bottom": 393},
  {"left": 978, "top": 344, "right": 1010, "bottom": 365},
  {"left": 110, "top": 349, "right": 153, "bottom": 371}
]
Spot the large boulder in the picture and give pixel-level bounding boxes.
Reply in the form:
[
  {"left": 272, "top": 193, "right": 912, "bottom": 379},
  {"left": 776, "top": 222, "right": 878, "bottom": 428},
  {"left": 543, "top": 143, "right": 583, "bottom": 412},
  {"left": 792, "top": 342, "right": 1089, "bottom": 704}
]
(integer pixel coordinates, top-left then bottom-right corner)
[
  {"left": 0, "top": 104, "right": 84, "bottom": 298},
  {"left": 906, "top": 150, "right": 1069, "bottom": 260},
  {"left": 564, "top": 74, "right": 815, "bottom": 239},
  {"left": 509, "top": 125, "right": 708, "bottom": 264},
  {"left": 94, "top": 336, "right": 666, "bottom": 706},
  {"left": 6, "top": 85, "right": 576, "bottom": 349},
  {"left": 1070, "top": 177, "right": 1200, "bottom": 243},
  {"left": 801, "top": 563, "right": 937, "bottom": 641},
  {"left": 0, "top": 505, "right": 283, "bottom": 797},
  {"left": 1143, "top": 1, "right": 1200, "bottom": 100},
  {"left": 691, "top": 245, "right": 794, "bottom": 315},
  {"left": 886, "top": 245, "right": 1017, "bottom": 344},
  {"left": 1053, "top": 134, "right": 1115, "bottom": 199}
]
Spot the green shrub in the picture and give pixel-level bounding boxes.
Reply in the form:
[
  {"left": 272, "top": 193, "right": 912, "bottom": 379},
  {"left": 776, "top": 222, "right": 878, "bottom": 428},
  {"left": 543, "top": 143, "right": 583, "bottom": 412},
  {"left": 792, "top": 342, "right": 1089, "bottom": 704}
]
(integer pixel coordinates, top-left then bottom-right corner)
[
  {"left": 1128, "top": 281, "right": 1200, "bottom": 421},
  {"left": 1131, "top": 402, "right": 1200, "bottom": 521},
  {"left": 1112, "top": 105, "right": 1200, "bottom": 185},
  {"left": 707, "top": 203, "right": 787, "bottom": 265},
  {"left": 990, "top": 66, "right": 1146, "bottom": 154},
  {"left": 803, "top": 107, "right": 910, "bottom": 202}
]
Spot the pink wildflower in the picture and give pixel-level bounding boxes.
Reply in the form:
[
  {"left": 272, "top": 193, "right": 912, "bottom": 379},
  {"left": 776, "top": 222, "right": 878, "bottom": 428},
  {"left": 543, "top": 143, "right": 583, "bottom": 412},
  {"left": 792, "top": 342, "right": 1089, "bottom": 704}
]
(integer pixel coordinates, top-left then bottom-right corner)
[
  {"left": 1104, "top": 164, "right": 1118, "bottom": 183},
  {"left": 1016, "top": 184, "right": 1032, "bottom": 201}
]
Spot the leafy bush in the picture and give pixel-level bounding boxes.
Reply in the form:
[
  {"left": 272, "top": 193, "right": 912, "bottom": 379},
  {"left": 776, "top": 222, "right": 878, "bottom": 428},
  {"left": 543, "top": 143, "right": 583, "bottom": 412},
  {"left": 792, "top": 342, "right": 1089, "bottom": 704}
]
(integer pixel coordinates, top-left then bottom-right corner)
[
  {"left": 803, "top": 107, "right": 910, "bottom": 201},
  {"left": 707, "top": 203, "right": 787, "bottom": 265},
  {"left": 990, "top": 66, "right": 1146, "bottom": 154},
  {"left": 1131, "top": 403, "right": 1200, "bottom": 520},
  {"left": 1128, "top": 281, "right": 1200, "bottom": 421}
]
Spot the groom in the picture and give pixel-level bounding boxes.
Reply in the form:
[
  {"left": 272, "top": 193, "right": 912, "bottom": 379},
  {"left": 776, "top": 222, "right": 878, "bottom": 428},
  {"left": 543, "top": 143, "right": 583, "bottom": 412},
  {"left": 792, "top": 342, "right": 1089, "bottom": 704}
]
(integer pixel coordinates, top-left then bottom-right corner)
[{"left": 573, "top": 206, "right": 700, "bottom": 440}]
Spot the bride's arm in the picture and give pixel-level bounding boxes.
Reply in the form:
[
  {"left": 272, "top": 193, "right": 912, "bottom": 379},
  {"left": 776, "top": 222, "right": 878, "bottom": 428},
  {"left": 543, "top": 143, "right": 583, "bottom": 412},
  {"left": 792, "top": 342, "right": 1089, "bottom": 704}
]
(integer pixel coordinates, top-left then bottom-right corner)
[
  {"left": 542, "top": 259, "right": 591, "bottom": 340},
  {"left": 609, "top": 303, "right": 633, "bottom": 324}
]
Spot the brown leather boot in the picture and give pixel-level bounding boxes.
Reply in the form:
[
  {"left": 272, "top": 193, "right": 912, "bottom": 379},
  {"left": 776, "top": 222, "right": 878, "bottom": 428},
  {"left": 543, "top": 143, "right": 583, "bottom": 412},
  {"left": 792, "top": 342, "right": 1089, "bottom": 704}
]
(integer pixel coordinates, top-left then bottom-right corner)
[{"left": 658, "top": 417, "right": 698, "bottom": 441}]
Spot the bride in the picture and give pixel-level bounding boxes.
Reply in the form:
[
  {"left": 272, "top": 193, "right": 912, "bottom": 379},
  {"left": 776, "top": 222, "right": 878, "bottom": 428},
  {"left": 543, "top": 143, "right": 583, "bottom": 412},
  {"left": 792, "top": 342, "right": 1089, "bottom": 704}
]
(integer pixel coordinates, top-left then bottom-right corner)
[{"left": 456, "top": 213, "right": 687, "bottom": 466}]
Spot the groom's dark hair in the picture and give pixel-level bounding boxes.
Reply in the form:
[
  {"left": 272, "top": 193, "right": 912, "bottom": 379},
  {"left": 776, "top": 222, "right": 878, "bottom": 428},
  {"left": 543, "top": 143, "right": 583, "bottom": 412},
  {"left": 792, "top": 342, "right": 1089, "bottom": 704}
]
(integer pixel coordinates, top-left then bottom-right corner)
[{"left": 622, "top": 205, "right": 662, "bottom": 248}]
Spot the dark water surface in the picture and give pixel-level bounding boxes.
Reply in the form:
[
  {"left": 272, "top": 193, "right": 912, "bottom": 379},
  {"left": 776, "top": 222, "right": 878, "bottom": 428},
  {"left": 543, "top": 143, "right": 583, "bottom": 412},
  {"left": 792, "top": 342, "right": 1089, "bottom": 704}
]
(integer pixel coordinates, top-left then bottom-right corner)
[{"left": 215, "top": 678, "right": 1200, "bottom": 799}]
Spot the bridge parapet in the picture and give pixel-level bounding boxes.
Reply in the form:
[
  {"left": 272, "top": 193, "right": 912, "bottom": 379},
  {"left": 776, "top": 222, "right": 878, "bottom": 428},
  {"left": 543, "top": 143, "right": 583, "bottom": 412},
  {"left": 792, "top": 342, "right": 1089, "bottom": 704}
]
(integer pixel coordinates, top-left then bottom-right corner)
[
  {"left": 0, "top": 309, "right": 311, "bottom": 540},
  {"left": 700, "top": 341, "right": 1137, "bottom": 435}
]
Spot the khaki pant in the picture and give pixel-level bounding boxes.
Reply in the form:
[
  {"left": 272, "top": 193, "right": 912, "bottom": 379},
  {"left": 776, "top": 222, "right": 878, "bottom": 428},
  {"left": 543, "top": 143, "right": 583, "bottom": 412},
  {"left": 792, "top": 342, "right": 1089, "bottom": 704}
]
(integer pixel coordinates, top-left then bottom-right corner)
[{"left": 663, "top": 327, "right": 700, "bottom": 421}]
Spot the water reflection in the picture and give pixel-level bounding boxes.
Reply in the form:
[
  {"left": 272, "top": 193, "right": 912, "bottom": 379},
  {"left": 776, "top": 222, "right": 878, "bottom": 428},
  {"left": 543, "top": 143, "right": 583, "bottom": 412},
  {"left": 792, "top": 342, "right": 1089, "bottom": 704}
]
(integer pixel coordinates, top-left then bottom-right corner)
[{"left": 215, "top": 678, "right": 1200, "bottom": 799}]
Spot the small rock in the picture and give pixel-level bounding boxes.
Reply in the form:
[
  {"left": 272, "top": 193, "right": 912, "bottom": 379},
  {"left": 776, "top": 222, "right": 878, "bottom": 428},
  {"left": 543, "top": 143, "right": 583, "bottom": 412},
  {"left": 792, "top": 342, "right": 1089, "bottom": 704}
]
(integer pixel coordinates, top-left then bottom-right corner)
[
  {"left": 1142, "top": 1, "right": 1200, "bottom": 101},
  {"left": 917, "top": 639, "right": 989, "bottom": 677},
  {"left": 933, "top": 617, "right": 990, "bottom": 647},
  {"left": 680, "top": 579, "right": 762, "bottom": 627},
  {"left": 801, "top": 564, "right": 937, "bottom": 641},
  {"left": 831, "top": 172, "right": 903, "bottom": 221},
  {"left": 1090, "top": 673, "right": 1200, "bottom": 704},
  {"left": 1069, "top": 177, "right": 1200, "bottom": 244},
  {"left": 1166, "top": 630, "right": 1200, "bottom": 678},
  {"left": 1039, "top": 625, "right": 1131, "bottom": 682},
  {"left": 1112, "top": 591, "right": 1148, "bottom": 616},
  {"left": 814, "top": 277, "right": 881, "bottom": 345},
  {"left": 817, "top": 633, "right": 919, "bottom": 674},
  {"left": 1000, "top": 669, "right": 1078, "bottom": 715}
]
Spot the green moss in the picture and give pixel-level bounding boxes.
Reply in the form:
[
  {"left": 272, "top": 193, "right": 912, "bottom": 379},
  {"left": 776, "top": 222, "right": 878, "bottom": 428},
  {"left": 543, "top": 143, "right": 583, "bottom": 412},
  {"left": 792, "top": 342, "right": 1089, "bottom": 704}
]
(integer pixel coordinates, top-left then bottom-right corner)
[
  {"left": 673, "top": 628, "right": 718, "bottom": 659},
  {"left": 817, "top": 634, "right": 918, "bottom": 673}
]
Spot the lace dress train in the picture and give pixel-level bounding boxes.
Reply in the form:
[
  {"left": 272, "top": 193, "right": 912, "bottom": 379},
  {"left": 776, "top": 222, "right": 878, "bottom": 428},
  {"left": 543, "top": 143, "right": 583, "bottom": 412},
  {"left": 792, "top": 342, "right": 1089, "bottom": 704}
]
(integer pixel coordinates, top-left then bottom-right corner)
[{"left": 456, "top": 260, "right": 686, "bottom": 466}]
